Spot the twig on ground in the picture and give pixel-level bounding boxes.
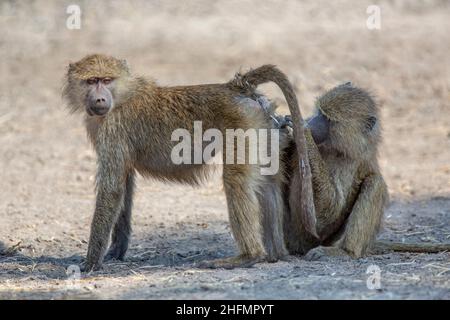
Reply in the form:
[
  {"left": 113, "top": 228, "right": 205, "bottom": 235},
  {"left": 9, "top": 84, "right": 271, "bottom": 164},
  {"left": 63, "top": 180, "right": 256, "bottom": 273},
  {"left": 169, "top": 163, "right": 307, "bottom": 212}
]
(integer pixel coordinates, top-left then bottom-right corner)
[
  {"left": 423, "top": 263, "right": 450, "bottom": 276},
  {"left": 386, "top": 261, "right": 417, "bottom": 266},
  {"left": 137, "top": 265, "right": 164, "bottom": 269}
]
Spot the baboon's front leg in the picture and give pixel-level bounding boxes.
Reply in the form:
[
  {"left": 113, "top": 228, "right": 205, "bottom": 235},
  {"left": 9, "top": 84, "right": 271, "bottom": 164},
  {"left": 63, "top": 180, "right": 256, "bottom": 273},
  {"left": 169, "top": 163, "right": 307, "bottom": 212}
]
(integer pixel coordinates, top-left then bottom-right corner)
[
  {"left": 105, "top": 171, "right": 135, "bottom": 261},
  {"left": 304, "top": 130, "right": 348, "bottom": 238},
  {"left": 83, "top": 162, "right": 127, "bottom": 272}
]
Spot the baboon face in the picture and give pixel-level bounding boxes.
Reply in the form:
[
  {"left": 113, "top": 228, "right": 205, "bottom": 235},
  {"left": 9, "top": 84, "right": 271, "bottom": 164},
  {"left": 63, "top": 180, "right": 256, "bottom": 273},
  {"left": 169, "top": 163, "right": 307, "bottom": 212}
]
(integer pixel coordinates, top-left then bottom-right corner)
[
  {"left": 306, "top": 111, "right": 330, "bottom": 145},
  {"left": 63, "top": 54, "right": 130, "bottom": 116},
  {"left": 307, "top": 107, "right": 379, "bottom": 157},
  {"left": 84, "top": 77, "right": 115, "bottom": 116},
  {"left": 309, "top": 83, "right": 380, "bottom": 158}
]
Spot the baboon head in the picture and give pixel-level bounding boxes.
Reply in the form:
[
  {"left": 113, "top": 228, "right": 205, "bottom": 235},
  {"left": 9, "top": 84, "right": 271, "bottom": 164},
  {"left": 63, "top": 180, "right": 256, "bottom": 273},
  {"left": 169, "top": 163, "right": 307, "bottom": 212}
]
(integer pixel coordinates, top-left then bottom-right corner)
[
  {"left": 307, "top": 82, "right": 381, "bottom": 158},
  {"left": 63, "top": 54, "right": 130, "bottom": 116}
]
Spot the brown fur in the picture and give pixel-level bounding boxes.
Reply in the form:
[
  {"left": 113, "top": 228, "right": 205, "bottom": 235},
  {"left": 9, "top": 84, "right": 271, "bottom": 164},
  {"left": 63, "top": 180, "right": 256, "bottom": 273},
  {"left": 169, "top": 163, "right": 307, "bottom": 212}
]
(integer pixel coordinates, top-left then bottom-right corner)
[
  {"left": 230, "top": 66, "right": 317, "bottom": 238},
  {"left": 283, "top": 83, "right": 389, "bottom": 259},
  {"left": 280, "top": 83, "right": 450, "bottom": 258},
  {"left": 63, "top": 54, "right": 302, "bottom": 271}
]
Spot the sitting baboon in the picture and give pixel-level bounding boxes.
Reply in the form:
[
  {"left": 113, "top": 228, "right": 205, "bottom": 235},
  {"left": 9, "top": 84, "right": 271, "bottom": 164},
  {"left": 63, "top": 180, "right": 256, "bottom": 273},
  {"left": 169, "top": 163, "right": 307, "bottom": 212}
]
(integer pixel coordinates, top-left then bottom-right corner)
[
  {"left": 279, "top": 83, "right": 450, "bottom": 259},
  {"left": 280, "top": 83, "right": 388, "bottom": 259},
  {"left": 63, "top": 54, "right": 311, "bottom": 271}
]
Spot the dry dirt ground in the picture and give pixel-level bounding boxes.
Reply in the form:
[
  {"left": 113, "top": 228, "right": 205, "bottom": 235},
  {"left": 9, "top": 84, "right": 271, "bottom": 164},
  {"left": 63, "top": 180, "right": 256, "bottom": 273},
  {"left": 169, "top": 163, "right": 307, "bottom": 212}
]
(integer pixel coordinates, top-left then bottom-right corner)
[{"left": 0, "top": 1, "right": 449, "bottom": 299}]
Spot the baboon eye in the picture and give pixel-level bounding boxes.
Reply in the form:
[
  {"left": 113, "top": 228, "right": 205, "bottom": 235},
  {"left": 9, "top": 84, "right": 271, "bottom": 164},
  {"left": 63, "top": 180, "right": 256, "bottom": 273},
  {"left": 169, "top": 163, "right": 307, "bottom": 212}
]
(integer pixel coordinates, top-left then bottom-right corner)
[
  {"left": 87, "top": 78, "right": 97, "bottom": 85},
  {"left": 366, "top": 116, "right": 377, "bottom": 131},
  {"left": 102, "top": 78, "right": 112, "bottom": 85}
]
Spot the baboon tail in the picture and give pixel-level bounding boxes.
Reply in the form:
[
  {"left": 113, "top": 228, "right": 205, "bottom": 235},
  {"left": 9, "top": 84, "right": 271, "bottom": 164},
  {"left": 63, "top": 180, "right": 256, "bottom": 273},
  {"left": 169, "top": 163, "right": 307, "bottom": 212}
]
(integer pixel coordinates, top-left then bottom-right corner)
[
  {"left": 230, "top": 65, "right": 301, "bottom": 127},
  {"left": 229, "top": 65, "right": 319, "bottom": 239},
  {"left": 374, "top": 240, "right": 450, "bottom": 253}
]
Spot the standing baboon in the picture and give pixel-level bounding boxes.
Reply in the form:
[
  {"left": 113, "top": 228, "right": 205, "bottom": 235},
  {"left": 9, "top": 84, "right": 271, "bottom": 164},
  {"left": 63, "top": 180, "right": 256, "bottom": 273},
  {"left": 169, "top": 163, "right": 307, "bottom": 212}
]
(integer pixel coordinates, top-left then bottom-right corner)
[
  {"left": 63, "top": 54, "right": 309, "bottom": 271},
  {"left": 280, "top": 83, "right": 389, "bottom": 259}
]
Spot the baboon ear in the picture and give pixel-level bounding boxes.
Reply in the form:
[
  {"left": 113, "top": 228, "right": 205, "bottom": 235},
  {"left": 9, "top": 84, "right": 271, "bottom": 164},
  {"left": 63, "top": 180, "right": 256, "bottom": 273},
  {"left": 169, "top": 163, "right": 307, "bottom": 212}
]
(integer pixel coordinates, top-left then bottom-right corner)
[{"left": 366, "top": 116, "right": 377, "bottom": 131}]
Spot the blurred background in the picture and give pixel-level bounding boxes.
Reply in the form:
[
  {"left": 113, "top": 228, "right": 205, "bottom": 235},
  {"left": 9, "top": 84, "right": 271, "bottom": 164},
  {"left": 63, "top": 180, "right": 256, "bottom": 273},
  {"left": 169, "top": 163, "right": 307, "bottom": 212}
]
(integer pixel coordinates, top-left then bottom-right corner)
[{"left": 0, "top": 0, "right": 449, "bottom": 299}]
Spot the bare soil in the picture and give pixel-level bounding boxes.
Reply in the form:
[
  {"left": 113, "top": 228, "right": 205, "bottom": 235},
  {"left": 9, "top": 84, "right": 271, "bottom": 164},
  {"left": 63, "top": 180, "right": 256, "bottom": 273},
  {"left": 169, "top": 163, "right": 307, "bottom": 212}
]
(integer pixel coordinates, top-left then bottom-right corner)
[{"left": 0, "top": 0, "right": 449, "bottom": 299}]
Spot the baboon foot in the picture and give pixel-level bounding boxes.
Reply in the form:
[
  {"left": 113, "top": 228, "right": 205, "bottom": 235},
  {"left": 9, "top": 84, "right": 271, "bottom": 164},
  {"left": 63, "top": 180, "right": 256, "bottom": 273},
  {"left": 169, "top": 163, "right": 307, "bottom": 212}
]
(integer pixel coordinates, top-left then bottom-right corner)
[
  {"left": 304, "top": 246, "right": 350, "bottom": 261},
  {"left": 104, "top": 244, "right": 127, "bottom": 261},
  {"left": 80, "top": 259, "right": 103, "bottom": 273},
  {"left": 197, "top": 255, "right": 265, "bottom": 269}
]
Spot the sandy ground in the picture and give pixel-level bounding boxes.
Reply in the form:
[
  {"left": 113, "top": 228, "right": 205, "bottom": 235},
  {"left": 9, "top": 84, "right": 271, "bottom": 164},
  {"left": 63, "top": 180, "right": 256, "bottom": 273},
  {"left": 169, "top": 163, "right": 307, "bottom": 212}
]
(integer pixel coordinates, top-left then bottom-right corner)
[{"left": 0, "top": 0, "right": 449, "bottom": 299}]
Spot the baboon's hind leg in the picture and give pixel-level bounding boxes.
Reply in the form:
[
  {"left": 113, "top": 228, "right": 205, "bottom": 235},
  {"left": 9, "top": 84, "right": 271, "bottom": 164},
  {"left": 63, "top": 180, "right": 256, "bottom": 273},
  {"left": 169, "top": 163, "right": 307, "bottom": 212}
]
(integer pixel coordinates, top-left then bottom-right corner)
[
  {"left": 105, "top": 172, "right": 135, "bottom": 261},
  {"left": 198, "top": 165, "right": 267, "bottom": 269},
  {"left": 305, "top": 174, "right": 387, "bottom": 260},
  {"left": 258, "top": 179, "right": 288, "bottom": 261},
  {"left": 335, "top": 174, "right": 387, "bottom": 257}
]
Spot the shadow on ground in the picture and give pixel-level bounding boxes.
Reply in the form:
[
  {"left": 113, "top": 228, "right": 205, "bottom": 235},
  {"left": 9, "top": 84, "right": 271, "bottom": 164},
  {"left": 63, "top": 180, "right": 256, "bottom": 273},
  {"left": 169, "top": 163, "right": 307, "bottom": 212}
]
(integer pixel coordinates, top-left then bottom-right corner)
[
  {"left": 0, "top": 225, "right": 236, "bottom": 281},
  {"left": 0, "top": 197, "right": 448, "bottom": 299}
]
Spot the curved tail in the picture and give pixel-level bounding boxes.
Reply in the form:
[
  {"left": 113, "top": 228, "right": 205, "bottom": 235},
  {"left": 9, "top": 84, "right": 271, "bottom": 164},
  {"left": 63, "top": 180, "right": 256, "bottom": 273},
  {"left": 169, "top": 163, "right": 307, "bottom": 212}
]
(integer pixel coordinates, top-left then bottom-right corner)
[
  {"left": 230, "top": 65, "right": 302, "bottom": 125},
  {"left": 230, "top": 65, "right": 318, "bottom": 239}
]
